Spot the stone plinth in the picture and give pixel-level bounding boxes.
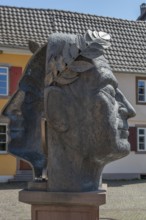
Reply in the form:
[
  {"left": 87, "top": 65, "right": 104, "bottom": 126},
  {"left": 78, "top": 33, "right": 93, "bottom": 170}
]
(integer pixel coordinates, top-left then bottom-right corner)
[{"left": 19, "top": 184, "right": 107, "bottom": 220}]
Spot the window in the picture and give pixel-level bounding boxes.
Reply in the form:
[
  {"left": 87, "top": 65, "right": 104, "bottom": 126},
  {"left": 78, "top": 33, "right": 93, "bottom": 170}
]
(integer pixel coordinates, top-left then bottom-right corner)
[
  {"left": 0, "top": 124, "right": 8, "bottom": 153},
  {"left": 0, "top": 67, "right": 9, "bottom": 96},
  {"left": 136, "top": 77, "right": 146, "bottom": 104},
  {"left": 137, "top": 128, "right": 146, "bottom": 151}
]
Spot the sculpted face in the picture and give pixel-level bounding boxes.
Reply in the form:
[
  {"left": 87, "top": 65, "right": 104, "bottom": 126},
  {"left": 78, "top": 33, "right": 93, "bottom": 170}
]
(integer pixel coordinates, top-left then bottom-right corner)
[
  {"left": 2, "top": 31, "right": 136, "bottom": 191},
  {"left": 2, "top": 45, "right": 47, "bottom": 179},
  {"left": 45, "top": 56, "right": 136, "bottom": 164},
  {"left": 44, "top": 32, "right": 136, "bottom": 191},
  {"left": 75, "top": 57, "right": 136, "bottom": 162}
]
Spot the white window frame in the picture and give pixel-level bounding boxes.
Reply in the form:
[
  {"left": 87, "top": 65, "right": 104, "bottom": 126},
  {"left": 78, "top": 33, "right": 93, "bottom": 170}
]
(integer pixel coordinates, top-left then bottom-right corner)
[
  {"left": 137, "top": 127, "right": 146, "bottom": 152},
  {"left": 0, "top": 67, "right": 9, "bottom": 96},
  {"left": 0, "top": 123, "right": 8, "bottom": 154}
]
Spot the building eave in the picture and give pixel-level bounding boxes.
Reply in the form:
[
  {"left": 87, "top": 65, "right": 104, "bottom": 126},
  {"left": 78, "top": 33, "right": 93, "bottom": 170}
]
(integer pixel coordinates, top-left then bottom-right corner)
[
  {"left": 0, "top": 47, "right": 32, "bottom": 55},
  {"left": 113, "top": 70, "right": 146, "bottom": 75}
]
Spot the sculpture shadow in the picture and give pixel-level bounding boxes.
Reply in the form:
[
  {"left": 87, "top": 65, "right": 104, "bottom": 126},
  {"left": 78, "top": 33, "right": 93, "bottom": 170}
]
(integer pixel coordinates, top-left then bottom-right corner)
[
  {"left": 99, "top": 218, "right": 117, "bottom": 220},
  {"left": 0, "top": 182, "right": 27, "bottom": 190},
  {"left": 100, "top": 218, "right": 117, "bottom": 220},
  {"left": 103, "top": 179, "right": 146, "bottom": 187}
]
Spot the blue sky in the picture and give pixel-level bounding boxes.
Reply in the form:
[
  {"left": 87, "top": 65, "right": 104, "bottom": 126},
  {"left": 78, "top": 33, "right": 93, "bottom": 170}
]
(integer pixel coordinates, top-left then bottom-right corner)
[{"left": 0, "top": 0, "right": 145, "bottom": 20}]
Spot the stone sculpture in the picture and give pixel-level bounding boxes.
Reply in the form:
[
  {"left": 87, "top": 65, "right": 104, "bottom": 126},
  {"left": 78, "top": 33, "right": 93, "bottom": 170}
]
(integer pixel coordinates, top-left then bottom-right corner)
[{"left": 2, "top": 30, "right": 136, "bottom": 192}]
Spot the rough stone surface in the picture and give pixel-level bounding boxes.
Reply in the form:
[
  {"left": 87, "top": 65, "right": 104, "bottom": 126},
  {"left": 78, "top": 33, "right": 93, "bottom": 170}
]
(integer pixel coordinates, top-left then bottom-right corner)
[
  {"left": 2, "top": 31, "right": 136, "bottom": 192},
  {"left": 2, "top": 45, "right": 47, "bottom": 179}
]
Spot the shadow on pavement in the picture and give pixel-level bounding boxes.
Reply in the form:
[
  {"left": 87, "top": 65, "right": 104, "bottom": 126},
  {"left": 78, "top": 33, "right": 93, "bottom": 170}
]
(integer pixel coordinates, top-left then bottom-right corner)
[
  {"left": 0, "top": 180, "right": 146, "bottom": 190},
  {"left": 0, "top": 182, "right": 27, "bottom": 190},
  {"left": 103, "top": 179, "right": 146, "bottom": 187},
  {"left": 100, "top": 218, "right": 117, "bottom": 220}
]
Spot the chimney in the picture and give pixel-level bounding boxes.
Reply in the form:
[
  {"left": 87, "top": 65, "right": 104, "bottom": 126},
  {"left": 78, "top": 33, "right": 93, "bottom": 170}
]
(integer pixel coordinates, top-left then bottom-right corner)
[
  {"left": 137, "top": 3, "right": 146, "bottom": 20},
  {"left": 140, "top": 3, "right": 146, "bottom": 16}
]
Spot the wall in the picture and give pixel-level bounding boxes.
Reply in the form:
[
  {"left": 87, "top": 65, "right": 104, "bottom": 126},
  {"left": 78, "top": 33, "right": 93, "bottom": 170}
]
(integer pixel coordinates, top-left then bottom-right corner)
[
  {"left": 0, "top": 52, "right": 31, "bottom": 180},
  {"left": 0, "top": 154, "right": 16, "bottom": 175},
  {"left": 0, "top": 99, "right": 8, "bottom": 110},
  {"left": 0, "top": 52, "right": 31, "bottom": 111},
  {"left": 0, "top": 53, "right": 31, "bottom": 70},
  {"left": 103, "top": 152, "right": 146, "bottom": 179},
  {"left": 114, "top": 72, "right": 146, "bottom": 125},
  {"left": 104, "top": 152, "right": 146, "bottom": 174}
]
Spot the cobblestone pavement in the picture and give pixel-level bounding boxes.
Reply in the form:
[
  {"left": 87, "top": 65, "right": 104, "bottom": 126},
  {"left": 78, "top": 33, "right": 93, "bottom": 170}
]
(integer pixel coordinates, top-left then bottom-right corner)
[
  {"left": 100, "top": 180, "right": 146, "bottom": 220},
  {"left": 0, "top": 180, "right": 146, "bottom": 220}
]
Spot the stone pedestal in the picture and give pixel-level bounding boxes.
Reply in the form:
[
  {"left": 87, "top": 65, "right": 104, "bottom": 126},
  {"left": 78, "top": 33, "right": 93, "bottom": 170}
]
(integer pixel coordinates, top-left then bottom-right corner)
[{"left": 19, "top": 184, "right": 107, "bottom": 220}]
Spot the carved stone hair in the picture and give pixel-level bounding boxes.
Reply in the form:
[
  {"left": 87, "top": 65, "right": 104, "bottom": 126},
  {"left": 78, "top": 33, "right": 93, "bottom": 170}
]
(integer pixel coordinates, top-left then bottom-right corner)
[{"left": 45, "top": 30, "right": 111, "bottom": 87}]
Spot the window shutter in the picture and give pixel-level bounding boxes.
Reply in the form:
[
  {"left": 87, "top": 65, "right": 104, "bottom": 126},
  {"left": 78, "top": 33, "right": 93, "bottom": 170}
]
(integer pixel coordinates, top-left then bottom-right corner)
[
  {"left": 128, "top": 127, "right": 137, "bottom": 151},
  {"left": 9, "top": 66, "right": 22, "bottom": 95}
]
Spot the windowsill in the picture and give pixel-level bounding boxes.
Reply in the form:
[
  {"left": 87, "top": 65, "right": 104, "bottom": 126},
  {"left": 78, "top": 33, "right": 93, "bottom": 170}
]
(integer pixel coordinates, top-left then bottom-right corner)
[
  {"left": 135, "top": 151, "right": 146, "bottom": 154},
  {"left": 136, "top": 102, "right": 146, "bottom": 105},
  {"left": 0, "top": 151, "right": 8, "bottom": 155},
  {"left": 0, "top": 95, "right": 11, "bottom": 99}
]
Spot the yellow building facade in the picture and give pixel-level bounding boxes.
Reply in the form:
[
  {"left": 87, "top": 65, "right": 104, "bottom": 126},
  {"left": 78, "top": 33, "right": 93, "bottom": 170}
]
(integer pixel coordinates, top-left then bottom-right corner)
[{"left": 0, "top": 50, "right": 31, "bottom": 182}]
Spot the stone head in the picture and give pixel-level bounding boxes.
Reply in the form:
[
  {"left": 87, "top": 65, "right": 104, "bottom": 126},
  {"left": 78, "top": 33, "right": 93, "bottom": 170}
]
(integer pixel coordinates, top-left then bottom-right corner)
[
  {"left": 45, "top": 31, "right": 136, "bottom": 160},
  {"left": 2, "top": 30, "right": 136, "bottom": 191},
  {"left": 43, "top": 31, "right": 136, "bottom": 191}
]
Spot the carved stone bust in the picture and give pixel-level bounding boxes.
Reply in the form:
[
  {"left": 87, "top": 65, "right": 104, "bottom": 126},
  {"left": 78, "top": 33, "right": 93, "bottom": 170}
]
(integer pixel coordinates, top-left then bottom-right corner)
[{"left": 2, "top": 30, "right": 136, "bottom": 192}]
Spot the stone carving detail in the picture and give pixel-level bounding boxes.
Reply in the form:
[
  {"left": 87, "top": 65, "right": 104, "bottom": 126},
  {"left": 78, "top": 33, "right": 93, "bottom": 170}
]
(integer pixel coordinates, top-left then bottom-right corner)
[
  {"left": 2, "top": 30, "right": 136, "bottom": 192},
  {"left": 45, "top": 30, "right": 110, "bottom": 86}
]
